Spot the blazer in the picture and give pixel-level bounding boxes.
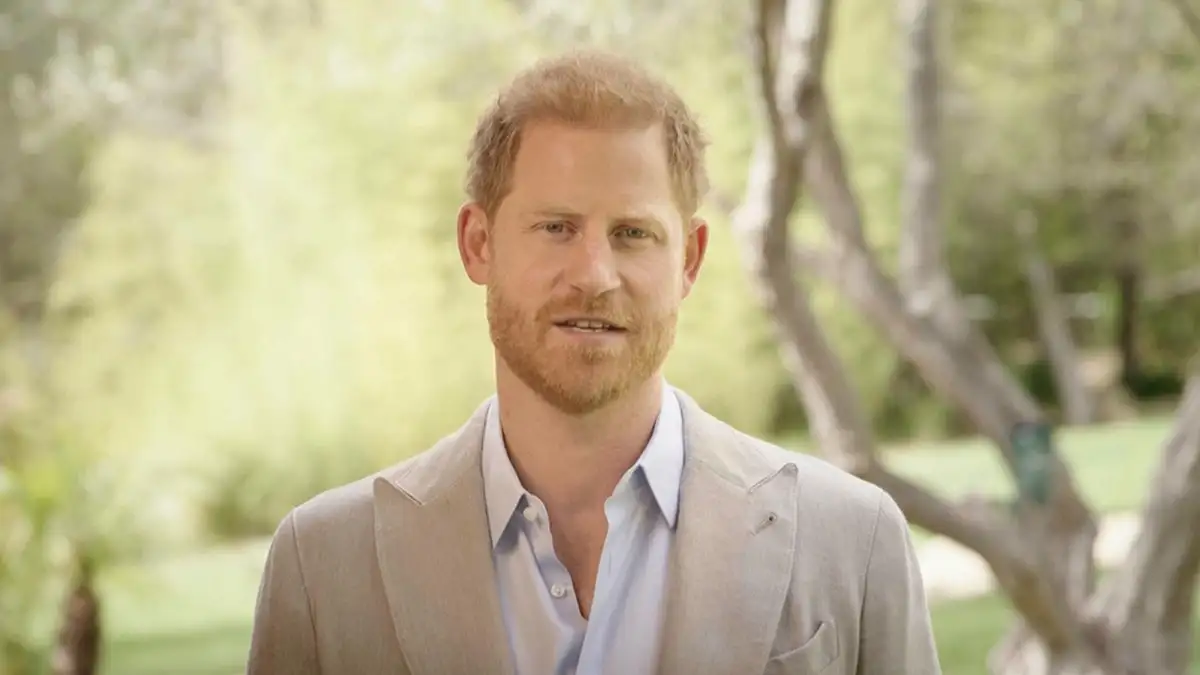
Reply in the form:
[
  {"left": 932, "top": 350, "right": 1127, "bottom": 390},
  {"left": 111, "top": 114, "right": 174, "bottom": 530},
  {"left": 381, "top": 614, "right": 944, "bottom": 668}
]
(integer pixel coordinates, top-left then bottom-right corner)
[{"left": 246, "top": 390, "right": 941, "bottom": 675}]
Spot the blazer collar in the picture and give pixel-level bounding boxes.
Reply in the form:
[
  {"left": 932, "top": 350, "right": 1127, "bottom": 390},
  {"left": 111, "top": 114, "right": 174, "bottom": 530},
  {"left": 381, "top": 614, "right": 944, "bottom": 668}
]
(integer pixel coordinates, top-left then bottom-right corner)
[
  {"left": 655, "top": 390, "right": 802, "bottom": 674},
  {"left": 372, "top": 399, "right": 516, "bottom": 675},
  {"left": 370, "top": 391, "right": 801, "bottom": 675}
]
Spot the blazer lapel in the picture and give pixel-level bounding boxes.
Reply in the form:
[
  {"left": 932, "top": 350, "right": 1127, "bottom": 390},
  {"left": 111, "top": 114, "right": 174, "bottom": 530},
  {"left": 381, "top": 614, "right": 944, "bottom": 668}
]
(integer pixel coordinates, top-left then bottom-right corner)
[
  {"left": 373, "top": 400, "right": 515, "bottom": 675},
  {"left": 657, "top": 392, "right": 800, "bottom": 675}
]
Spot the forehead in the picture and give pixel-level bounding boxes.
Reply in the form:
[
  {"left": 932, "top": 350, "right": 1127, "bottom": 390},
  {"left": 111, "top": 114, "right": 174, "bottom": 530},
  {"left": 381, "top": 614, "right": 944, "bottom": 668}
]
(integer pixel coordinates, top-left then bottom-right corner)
[{"left": 505, "top": 121, "right": 676, "bottom": 211}]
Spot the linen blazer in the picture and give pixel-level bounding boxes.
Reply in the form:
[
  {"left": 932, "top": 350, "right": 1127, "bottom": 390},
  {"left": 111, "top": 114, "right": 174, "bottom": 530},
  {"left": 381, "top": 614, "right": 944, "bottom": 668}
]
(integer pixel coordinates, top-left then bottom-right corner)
[{"left": 247, "top": 390, "right": 942, "bottom": 675}]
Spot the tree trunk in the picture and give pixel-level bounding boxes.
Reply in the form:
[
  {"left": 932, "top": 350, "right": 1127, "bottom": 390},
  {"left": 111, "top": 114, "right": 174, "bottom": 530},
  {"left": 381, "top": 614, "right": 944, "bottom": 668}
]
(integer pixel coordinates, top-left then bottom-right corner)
[
  {"left": 1016, "top": 212, "right": 1097, "bottom": 425},
  {"left": 51, "top": 561, "right": 101, "bottom": 675},
  {"left": 735, "top": 1, "right": 1200, "bottom": 673},
  {"left": 1114, "top": 214, "right": 1141, "bottom": 388}
]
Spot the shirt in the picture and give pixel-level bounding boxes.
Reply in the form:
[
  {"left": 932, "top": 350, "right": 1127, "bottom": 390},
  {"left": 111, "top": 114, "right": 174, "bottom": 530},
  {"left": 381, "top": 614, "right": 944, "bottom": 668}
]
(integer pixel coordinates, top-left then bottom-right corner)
[{"left": 480, "top": 384, "right": 684, "bottom": 675}]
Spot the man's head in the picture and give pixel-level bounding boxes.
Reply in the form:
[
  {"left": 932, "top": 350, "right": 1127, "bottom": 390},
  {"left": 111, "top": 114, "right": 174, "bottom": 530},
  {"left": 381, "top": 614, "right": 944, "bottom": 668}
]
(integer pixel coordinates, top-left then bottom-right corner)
[{"left": 457, "top": 50, "right": 710, "bottom": 415}]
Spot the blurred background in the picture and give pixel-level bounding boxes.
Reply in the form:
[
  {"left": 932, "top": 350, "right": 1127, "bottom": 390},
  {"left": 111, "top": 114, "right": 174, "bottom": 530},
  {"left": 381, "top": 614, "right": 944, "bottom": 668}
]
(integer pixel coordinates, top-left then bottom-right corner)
[{"left": 1, "top": 0, "right": 1198, "bottom": 673}]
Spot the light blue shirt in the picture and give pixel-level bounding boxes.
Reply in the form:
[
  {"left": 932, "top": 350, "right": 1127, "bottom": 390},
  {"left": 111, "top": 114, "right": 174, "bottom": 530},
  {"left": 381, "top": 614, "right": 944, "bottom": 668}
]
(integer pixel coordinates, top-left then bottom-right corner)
[{"left": 481, "top": 384, "right": 684, "bottom": 675}]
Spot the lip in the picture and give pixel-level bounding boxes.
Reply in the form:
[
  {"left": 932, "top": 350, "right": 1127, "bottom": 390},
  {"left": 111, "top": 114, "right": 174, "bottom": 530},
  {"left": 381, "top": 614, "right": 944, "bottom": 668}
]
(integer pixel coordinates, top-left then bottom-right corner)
[
  {"left": 552, "top": 325, "right": 629, "bottom": 346},
  {"left": 551, "top": 317, "right": 628, "bottom": 331}
]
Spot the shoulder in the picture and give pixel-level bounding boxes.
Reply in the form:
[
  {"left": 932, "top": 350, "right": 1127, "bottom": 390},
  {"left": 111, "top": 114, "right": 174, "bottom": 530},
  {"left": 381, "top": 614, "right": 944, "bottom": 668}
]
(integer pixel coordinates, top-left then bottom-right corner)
[
  {"left": 725, "top": 427, "right": 917, "bottom": 603},
  {"left": 679, "top": 389, "right": 887, "bottom": 521},
  {"left": 282, "top": 398, "right": 492, "bottom": 538},
  {"left": 731, "top": 424, "right": 893, "bottom": 528},
  {"left": 677, "top": 390, "right": 900, "bottom": 557},
  {"left": 286, "top": 471, "right": 380, "bottom": 536}
]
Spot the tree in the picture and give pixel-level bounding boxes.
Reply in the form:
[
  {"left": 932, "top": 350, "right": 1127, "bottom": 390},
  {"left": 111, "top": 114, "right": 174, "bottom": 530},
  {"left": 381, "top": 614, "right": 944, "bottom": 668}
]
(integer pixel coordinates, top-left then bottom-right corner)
[
  {"left": 0, "top": 2, "right": 221, "bottom": 673},
  {"left": 936, "top": 0, "right": 1200, "bottom": 417},
  {"left": 732, "top": 0, "right": 1200, "bottom": 672}
]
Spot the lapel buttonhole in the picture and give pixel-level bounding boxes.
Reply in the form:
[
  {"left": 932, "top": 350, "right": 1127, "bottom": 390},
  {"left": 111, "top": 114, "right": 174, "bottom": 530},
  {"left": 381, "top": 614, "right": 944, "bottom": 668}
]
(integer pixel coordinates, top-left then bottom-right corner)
[{"left": 754, "top": 511, "right": 778, "bottom": 534}]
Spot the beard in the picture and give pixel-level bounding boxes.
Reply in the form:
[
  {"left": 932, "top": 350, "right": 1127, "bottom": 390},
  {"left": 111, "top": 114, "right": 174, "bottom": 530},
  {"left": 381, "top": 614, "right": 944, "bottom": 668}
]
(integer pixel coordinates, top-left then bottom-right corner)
[{"left": 486, "top": 283, "right": 676, "bottom": 415}]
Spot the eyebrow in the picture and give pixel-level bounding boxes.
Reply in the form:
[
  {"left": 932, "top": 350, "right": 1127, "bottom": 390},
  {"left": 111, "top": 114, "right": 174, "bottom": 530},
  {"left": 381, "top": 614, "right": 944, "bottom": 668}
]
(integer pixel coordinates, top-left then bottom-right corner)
[
  {"left": 529, "top": 208, "right": 583, "bottom": 220},
  {"left": 528, "top": 208, "right": 667, "bottom": 231}
]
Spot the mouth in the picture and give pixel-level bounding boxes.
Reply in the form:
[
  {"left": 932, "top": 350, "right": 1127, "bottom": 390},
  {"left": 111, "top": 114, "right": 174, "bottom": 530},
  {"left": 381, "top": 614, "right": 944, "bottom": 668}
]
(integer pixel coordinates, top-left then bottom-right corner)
[{"left": 552, "top": 318, "right": 627, "bottom": 333}]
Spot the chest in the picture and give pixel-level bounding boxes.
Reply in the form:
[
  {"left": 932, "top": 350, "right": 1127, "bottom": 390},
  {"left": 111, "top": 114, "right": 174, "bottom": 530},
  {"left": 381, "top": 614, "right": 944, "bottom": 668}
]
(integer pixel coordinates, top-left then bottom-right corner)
[
  {"left": 493, "top": 495, "right": 673, "bottom": 674},
  {"left": 547, "top": 511, "right": 607, "bottom": 614}
]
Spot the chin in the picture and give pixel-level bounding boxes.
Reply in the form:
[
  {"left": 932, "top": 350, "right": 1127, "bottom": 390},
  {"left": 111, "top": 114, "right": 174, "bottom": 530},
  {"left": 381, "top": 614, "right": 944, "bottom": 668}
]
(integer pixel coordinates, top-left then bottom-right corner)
[
  {"left": 528, "top": 367, "right": 633, "bottom": 414},
  {"left": 542, "top": 385, "right": 628, "bottom": 416}
]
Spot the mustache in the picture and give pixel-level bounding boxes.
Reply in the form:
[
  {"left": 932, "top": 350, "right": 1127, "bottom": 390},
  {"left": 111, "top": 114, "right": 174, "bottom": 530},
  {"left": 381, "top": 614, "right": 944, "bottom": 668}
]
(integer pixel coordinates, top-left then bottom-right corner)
[{"left": 537, "top": 294, "right": 637, "bottom": 326}]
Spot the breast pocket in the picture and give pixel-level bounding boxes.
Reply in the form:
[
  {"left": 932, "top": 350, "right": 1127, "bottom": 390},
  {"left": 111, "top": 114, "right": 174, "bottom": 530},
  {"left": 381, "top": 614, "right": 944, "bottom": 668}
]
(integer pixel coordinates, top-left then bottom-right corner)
[{"left": 763, "top": 620, "right": 840, "bottom": 675}]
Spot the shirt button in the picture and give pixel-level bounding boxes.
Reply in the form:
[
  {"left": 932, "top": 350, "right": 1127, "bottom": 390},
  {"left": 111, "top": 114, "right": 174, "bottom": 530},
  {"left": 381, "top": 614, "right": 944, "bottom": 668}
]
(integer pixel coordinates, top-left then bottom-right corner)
[
  {"left": 522, "top": 506, "right": 538, "bottom": 523},
  {"left": 550, "top": 583, "right": 568, "bottom": 599}
]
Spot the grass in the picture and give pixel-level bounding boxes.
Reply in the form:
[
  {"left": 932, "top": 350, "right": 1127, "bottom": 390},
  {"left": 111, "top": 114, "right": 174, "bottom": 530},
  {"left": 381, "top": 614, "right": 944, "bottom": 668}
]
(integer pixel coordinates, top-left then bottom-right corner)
[
  {"left": 92, "top": 415, "right": 1176, "bottom": 674},
  {"left": 931, "top": 592, "right": 1200, "bottom": 675},
  {"left": 97, "top": 541, "right": 1200, "bottom": 675},
  {"left": 101, "top": 541, "right": 1030, "bottom": 675},
  {"left": 882, "top": 416, "right": 1170, "bottom": 514},
  {"left": 779, "top": 415, "right": 1170, "bottom": 545},
  {"left": 100, "top": 541, "right": 270, "bottom": 675}
]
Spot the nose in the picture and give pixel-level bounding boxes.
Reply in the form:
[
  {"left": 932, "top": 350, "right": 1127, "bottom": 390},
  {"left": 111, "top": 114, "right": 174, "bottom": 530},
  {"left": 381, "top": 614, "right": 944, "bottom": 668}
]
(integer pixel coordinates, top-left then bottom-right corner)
[{"left": 563, "top": 231, "right": 620, "bottom": 297}]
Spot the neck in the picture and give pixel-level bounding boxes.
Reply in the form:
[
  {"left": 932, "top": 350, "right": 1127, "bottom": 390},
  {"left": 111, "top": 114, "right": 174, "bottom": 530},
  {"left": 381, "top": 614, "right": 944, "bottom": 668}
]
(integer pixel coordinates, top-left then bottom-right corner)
[{"left": 495, "top": 364, "right": 664, "bottom": 517}]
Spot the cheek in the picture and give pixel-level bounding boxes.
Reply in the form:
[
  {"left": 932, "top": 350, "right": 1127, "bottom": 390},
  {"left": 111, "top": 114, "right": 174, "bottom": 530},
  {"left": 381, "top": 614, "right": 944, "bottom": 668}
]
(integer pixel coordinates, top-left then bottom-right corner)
[
  {"left": 493, "top": 248, "right": 548, "bottom": 288},
  {"left": 624, "top": 265, "right": 684, "bottom": 309},
  {"left": 632, "top": 250, "right": 685, "bottom": 286}
]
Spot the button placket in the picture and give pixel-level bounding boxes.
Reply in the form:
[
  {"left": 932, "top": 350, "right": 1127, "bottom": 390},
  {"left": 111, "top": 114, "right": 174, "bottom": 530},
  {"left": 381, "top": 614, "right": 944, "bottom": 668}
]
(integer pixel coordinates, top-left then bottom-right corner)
[{"left": 519, "top": 496, "right": 575, "bottom": 609}]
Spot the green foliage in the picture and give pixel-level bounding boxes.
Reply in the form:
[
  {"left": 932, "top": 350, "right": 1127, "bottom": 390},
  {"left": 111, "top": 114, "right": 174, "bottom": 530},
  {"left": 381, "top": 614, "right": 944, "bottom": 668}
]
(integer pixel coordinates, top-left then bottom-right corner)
[
  {"left": 0, "top": 461, "right": 59, "bottom": 672},
  {"left": 942, "top": 0, "right": 1200, "bottom": 375},
  {"left": 1123, "top": 368, "right": 1188, "bottom": 402},
  {"left": 0, "top": 0, "right": 1195, "bottom": 669},
  {"left": 9, "top": 0, "right": 1200, "bottom": 563},
  {"left": 0, "top": 392, "right": 187, "bottom": 669},
  {"left": 44, "top": 0, "right": 812, "bottom": 536}
]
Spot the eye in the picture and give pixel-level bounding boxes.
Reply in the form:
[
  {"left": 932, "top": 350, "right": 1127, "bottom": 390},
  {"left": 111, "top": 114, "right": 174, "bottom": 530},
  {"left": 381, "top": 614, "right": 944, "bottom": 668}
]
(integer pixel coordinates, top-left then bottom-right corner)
[
  {"left": 616, "top": 226, "right": 651, "bottom": 240},
  {"left": 539, "top": 220, "right": 571, "bottom": 235}
]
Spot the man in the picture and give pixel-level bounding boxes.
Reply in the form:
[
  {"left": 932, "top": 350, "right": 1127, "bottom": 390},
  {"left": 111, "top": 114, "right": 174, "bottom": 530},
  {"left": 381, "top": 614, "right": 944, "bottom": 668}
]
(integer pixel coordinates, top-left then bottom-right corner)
[{"left": 247, "top": 50, "right": 941, "bottom": 675}]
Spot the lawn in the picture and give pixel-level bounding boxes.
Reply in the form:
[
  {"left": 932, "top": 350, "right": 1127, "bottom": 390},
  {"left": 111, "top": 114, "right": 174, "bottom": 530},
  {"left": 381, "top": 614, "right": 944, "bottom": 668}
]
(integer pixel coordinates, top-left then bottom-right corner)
[
  {"left": 879, "top": 415, "right": 1169, "bottom": 515},
  {"left": 95, "top": 415, "right": 1177, "bottom": 674},
  {"left": 97, "top": 540, "right": 1200, "bottom": 675}
]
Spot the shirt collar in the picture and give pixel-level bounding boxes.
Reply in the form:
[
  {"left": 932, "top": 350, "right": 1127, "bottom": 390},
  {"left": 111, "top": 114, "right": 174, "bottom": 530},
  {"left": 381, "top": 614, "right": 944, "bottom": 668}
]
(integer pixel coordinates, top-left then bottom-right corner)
[
  {"left": 634, "top": 384, "right": 684, "bottom": 528},
  {"left": 480, "top": 383, "right": 686, "bottom": 548},
  {"left": 481, "top": 398, "right": 527, "bottom": 548}
]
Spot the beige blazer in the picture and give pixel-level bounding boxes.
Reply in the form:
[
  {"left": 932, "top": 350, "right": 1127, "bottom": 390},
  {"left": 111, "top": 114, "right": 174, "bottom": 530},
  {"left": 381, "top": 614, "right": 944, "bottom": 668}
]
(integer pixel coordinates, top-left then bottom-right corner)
[{"left": 247, "top": 391, "right": 941, "bottom": 675}]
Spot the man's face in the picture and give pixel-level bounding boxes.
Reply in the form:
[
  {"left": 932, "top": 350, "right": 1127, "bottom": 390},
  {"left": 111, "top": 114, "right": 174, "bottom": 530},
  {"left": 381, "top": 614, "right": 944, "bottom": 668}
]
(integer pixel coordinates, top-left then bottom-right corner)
[{"left": 458, "top": 121, "right": 708, "bottom": 415}]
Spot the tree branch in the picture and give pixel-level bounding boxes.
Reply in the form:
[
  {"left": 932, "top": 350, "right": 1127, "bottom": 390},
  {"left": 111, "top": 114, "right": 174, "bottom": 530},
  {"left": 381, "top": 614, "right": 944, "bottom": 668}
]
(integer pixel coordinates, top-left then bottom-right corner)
[
  {"left": 897, "top": 0, "right": 944, "bottom": 304},
  {"left": 863, "top": 464, "right": 1085, "bottom": 651},
  {"left": 735, "top": 0, "right": 1086, "bottom": 650},
  {"left": 893, "top": 0, "right": 1063, "bottom": 432},
  {"left": 1166, "top": 0, "right": 1200, "bottom": 46},
  {"left": 797, "top": 17, "right": 1097, "bottom": 551},
  {"left": 803, "top": 95, "right": 1033, "bottom": 451},
  {"left": 805, "top": 42, "right": 1104, "bottom": 649},
  {"left": 738, "top": 0, "right": 1003, "bottom": 549},
  {"left": 1015, "top": 211, "right": 1097, "bottom": 425},
  {"left": 788, "top": 242, "right": 841, "bottom": 282},
  {"left": 1144, "top": 267, "right": 1200, "bottom": 301},
  {"left": 1097, "top": 369, "right": 1200, "bottom": 671},
  {"left": 736, "top": 0, "right": 870, "bottom": 476},
  {"left": 861, "top": 464, "right": 1009, "bottom": 558}
]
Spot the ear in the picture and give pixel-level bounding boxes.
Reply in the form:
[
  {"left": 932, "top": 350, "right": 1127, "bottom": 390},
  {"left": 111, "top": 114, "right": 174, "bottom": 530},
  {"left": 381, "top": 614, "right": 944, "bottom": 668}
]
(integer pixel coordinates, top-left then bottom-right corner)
[
  {"left": 681, "top": 217, "right": 709, "bottom": 298},
  {"left": 457, "top": 202, "right": 492, "bottom": 286}
]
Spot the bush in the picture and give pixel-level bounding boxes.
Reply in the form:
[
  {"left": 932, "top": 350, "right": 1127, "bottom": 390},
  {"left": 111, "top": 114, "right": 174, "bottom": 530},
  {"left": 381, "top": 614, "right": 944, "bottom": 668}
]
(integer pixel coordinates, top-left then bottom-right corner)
[
  {"left": 1123, "top": 368, "right": 1186, "bottom": 402},
  {"left": 198, "top": 439, "right": 385, "bottom": 540}
]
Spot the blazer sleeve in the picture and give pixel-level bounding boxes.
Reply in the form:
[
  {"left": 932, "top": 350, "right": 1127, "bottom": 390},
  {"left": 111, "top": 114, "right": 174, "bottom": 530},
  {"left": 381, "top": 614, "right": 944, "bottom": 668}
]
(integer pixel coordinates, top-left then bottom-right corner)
[
  {"left": 247, "top": 510, "right": 321, "bottom": 675},
  {"left": 857, "top": 490, "right": 942, "bottom": 674}
]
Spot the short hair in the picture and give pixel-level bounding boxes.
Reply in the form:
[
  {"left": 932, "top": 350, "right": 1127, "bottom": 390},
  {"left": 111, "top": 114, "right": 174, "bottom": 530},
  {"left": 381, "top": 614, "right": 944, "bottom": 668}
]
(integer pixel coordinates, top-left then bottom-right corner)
[{"left": 465, "top": 49, "right": 710, "bottom": 218}]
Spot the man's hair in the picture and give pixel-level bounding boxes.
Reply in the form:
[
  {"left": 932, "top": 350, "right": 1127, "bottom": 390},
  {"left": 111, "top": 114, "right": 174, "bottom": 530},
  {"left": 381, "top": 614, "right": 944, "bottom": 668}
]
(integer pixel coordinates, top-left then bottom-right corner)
[{"left": 465, "top": 49, "right": 710, "bottom": 218}]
